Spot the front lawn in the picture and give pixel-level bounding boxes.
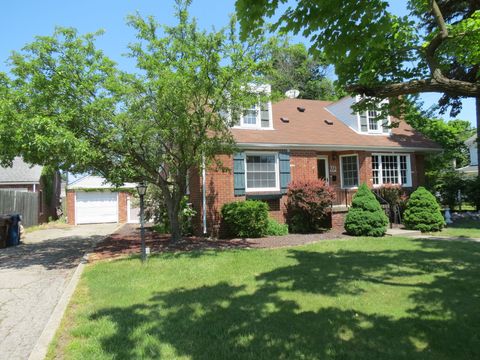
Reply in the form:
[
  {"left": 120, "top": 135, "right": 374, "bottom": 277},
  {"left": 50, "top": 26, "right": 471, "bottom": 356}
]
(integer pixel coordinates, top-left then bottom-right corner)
[
  {"left": 49, "top": 237, "right": 480, "bottom": 359},
  {"left": 439, "top": 218, "right": 480, "bottom": 238}
]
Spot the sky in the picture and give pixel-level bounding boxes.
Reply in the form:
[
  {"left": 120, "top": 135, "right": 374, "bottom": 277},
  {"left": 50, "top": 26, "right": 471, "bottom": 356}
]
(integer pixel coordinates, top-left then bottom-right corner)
[{"left": 0, "top": 0, "right": 476, "bottom": 125}]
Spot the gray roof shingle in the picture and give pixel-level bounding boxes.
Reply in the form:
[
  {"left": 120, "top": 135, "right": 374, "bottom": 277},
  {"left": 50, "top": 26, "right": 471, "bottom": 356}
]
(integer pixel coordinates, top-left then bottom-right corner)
[{"left": 0, "top": 157, "right": 43, "bottom": 184}]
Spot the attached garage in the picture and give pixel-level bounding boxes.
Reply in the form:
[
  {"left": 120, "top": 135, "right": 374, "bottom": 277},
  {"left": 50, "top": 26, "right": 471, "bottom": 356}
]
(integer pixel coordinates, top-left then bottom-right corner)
[{"left": 66, "top": 175, "right": 138, "bottom": 225}]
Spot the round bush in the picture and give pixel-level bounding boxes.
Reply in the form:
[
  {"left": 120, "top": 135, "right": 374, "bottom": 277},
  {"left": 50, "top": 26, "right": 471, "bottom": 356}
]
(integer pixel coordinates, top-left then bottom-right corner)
[
  {"left": 266, "top": 218, "right": 289, "bottom": 236},
  {"left": 221, "top": 200, "right": 269, "bottom": 238},
  {"left": 344, "top": 183, "right": 388, "bottom": 237},
  {"left": 403, "top": 187, "right": 444, "bottom": 232}
]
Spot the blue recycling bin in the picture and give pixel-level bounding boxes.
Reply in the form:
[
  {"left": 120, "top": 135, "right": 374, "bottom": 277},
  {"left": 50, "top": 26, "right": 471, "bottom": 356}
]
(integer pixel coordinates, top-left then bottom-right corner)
[{"left": 7, "top": 214, "right": 21, "bottom": 246}]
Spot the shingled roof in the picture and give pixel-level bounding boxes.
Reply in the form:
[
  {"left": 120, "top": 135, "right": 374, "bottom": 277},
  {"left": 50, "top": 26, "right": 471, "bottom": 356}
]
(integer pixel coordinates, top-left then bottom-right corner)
[
  {"left": 0, "top": 157, "right": 43, "bottom": 184},
  {"left": 232, "top": 98, "right": 441, "bottom": 151}
]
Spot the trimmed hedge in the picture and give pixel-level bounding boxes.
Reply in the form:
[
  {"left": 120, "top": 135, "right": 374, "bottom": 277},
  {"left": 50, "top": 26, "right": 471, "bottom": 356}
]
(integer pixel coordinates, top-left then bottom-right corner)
[
  {"left": 403, "top": 187, "right": 444, "bottom": 232},
  {"left": 221, "top": 200, "right": 269, "bottom": 238},
  {"left": 286, "top": 179, "right": 335, "bottom": 233},
  {"left": 266, "top": 218, "right": 289, "bottom": 236},
  {"left": 344, "top": 183, "right": 388, "bottom": 237}
]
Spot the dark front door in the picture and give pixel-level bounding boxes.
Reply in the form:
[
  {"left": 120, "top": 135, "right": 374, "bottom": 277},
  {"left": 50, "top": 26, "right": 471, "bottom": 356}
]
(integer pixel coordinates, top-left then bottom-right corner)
[{"left": 317, "top": 158, "right": 328, "bottom": 181}]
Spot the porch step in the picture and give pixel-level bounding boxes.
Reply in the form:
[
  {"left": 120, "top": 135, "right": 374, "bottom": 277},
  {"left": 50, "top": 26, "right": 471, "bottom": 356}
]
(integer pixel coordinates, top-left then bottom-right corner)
[{"left": 386, "top": 228, "right": 422, "bottom": 237}]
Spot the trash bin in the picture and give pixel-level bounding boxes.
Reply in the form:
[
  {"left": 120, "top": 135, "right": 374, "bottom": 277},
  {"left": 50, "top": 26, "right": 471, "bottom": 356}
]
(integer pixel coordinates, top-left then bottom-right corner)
[
  {"left": 0, "top": 215, "right": 11, "bottom": 249},
  {"left": 7, "top": 214, "right": 21, "bottom": 247}
]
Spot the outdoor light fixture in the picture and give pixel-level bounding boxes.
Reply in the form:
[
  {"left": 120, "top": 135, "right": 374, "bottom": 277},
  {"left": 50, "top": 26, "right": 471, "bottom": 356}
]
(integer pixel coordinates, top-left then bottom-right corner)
[{"left": 136, "top": 182, "right": 147, "bottom": 262}]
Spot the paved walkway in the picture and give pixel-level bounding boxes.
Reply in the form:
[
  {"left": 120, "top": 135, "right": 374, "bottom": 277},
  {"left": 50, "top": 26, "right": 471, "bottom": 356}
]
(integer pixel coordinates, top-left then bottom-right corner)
[{"left": 0, "top": 223, "right": 118, "bottom": 360}]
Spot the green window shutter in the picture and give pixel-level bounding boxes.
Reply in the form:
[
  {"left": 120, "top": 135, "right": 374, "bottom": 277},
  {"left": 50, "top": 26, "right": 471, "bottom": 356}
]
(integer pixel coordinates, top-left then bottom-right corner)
[
  {"left": 279, "top": 151, "right": 291, "bottom": 193},
  {"left": 233, "top": 152, "right": 246, "bottom": 196},
  {"left": 260, "top": 102, "right": 270, "bottom": 128}
]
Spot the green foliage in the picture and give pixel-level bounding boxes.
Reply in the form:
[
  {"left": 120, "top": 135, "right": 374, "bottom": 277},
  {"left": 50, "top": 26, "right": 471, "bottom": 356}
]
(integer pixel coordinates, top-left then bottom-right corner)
[
  {"left": 286, "top": 180, "right": 335, "bottom": 233},
  {"left": 236, "top": 1, "right": 479, "bottom": 122},
  {"left": 0, "top": 1, "right": 264, "bottom": 241},
  {"left": 345, "top": 184, "right": 388, "bottom": 237},
  {"left": 263, "top": 38, "right": 341, "bottom": 100},
  {"left": 221, "top": 200, "right": 269, "bottom": 238},
  {"left": 146, "top": 185, "right": 196, "bottom": 236},
  {"left": 266, "top": 217, "right": 289, "bottom": 236},
  {"left": 403, "top": 187, "right": 445, "bottom": 232},
  {"left": 465, "top": 177, "right": 480, "bottom": 210},
  {"left": 434, "top": 170, "right": 466, "bottom": 209}
]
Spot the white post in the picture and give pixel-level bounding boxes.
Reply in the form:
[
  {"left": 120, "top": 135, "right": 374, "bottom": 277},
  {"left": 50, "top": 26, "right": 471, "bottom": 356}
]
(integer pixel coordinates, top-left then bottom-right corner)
[
  {"left": 202, "top": 156, "right": 207, "bottom": 235},
  {"left": 445, "top": 207, "right": 453, "bottom": 224}
]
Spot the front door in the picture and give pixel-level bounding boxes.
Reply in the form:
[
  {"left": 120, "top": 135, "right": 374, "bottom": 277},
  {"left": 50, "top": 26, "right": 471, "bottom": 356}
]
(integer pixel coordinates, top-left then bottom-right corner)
[{"left": 317, "top": 157, "right": 329, "bottom": 182}]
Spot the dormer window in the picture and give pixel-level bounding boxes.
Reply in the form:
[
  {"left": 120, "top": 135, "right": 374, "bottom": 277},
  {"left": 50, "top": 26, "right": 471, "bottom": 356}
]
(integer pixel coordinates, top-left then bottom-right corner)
[
  {"left": 236, "top": 102, "right": 272, "bottom": 129},
  {"left": 359, "top": 110, "right": 389, "bottom": 134}
]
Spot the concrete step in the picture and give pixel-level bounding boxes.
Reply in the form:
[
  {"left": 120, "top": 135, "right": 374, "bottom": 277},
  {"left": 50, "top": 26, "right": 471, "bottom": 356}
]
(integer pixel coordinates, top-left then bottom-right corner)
[{"left": 386, "top": 228, "right": 422, "bottom": 237}]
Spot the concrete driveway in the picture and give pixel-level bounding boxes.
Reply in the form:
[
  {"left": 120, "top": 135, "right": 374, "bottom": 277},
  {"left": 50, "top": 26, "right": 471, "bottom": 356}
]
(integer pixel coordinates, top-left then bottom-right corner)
[{"left": 0, "top": 223, "right": 119, "bottom": 360}]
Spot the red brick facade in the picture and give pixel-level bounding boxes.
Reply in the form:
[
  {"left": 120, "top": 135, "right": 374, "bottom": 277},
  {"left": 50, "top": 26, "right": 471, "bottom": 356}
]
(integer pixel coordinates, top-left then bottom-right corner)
[{"left": 190, "top": 150, "right": 427, "bottom": 236}]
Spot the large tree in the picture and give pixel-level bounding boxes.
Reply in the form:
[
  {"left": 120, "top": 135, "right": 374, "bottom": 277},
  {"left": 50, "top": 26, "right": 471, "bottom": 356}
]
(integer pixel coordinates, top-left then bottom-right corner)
[
  {"left": 236, "top": 0, "right": 480, "bottom": 172},
  {"left": 263, "top": 38, "right": 339, "bottom": 100},
  {"left": 0, "top": 1, "right": 263, "bottom": 242}
]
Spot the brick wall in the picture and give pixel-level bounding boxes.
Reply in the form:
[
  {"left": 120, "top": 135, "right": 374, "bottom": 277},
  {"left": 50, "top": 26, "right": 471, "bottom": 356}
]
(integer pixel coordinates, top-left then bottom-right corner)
[
  {"left": 118, "top": 192, "right": 128, "bottom": 223},
  {"left": 66, "top": 190, "right": 75, "bottom": 225},
  {"left": 190, "top": 149, "right": 425, "bottom": 236}
]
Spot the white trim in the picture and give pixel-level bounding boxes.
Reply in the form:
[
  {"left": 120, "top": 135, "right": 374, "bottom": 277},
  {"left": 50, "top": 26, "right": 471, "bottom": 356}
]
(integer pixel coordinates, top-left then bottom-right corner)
[
  {"left": 339, "top": 154, "right": 360, "bottom": 189},
  {"left": 236, "top": 142, "right": 442, "bottom": 153},
  {"left": 232, "top": 101, "right": 274, "bottom": 130},
  {"left": 74, "top": 191, "right": 119, "bottom": 225},
  {"left": 317, "top": 155, "right": 329, "bottom": 183},
  {"left": 372, "top": 153, "right": 412, "bottom": 187},
  {"left": 244, "top": 151, "right": 280, "bottom": 193}
]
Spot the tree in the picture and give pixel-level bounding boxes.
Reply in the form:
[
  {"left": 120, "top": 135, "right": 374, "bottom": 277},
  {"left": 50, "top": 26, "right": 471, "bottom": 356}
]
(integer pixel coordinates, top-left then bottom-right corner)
[
  {"left": 236, "top": 0, "right": 480, "bottom": 173},
  {"left": 0, "top": 0, "right": 264, "bottom": 242},
  {"left": 263, "top": 38, "right": 339, "bottom": 100}
]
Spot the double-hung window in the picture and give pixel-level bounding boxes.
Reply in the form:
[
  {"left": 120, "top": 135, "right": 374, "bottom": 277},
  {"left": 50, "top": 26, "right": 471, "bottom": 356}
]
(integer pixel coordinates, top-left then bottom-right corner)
[
  {"left": 245, "top": 153, "right": 278, "bottom": 191},
  {"left": 340, "top": 155, "right": 359, "bottom": 188},
  {"left": 242, "top": 105, "right": 259, "bottom": 126},
  {"left": 359, "top": 110, "right": 389, "bottom": 134},
  {"left": 372, "top": 154, "right": 412, "bottom": 186}
]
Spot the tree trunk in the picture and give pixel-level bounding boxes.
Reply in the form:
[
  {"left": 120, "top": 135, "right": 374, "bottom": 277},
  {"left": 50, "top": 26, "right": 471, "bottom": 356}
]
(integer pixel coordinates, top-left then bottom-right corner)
[
  {"left": 477, "top": 96, "right": 480, "bottom": 178},
  {"left": 169, "top": 209, "right": 182, "bottom": 243}
]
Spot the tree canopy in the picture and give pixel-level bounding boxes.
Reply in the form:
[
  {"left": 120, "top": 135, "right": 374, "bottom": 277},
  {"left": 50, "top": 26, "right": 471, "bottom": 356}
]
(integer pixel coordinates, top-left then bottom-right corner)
[
  {"left": 0, "top": 0, "right": 264, "bottom": 241},
  {"left": 263, "top": 38, "right": 340, "bottom": 100}
]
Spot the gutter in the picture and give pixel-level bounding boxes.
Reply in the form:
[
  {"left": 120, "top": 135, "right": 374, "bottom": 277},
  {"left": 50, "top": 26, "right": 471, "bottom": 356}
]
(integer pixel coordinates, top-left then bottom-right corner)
[{"left": 236, "top": 142, "right": 443, "bottom": 153}]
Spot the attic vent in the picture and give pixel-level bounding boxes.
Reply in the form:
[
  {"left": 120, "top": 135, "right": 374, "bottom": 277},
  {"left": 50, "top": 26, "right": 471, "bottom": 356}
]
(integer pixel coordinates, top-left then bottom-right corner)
[
  {"left": 297, "top": 106, "right": 305, "bottom": 112},
  {"left": 324, "top": 119, "right": 333, "bottom": 125},
  {"left": 280, "top": 117, "right": 289, "bottom": 123}
]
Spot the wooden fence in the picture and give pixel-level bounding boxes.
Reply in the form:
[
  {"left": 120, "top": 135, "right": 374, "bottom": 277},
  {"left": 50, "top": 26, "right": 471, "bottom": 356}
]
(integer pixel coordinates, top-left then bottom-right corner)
[{"left": 0, "top": 190, "right": 39, "bottom": 227}]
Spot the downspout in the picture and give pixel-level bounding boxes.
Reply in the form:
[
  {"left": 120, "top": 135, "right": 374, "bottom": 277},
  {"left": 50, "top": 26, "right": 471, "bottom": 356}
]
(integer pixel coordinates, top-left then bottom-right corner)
[{"left": 202, "top": 155, "right": 207, "bottom": 235}]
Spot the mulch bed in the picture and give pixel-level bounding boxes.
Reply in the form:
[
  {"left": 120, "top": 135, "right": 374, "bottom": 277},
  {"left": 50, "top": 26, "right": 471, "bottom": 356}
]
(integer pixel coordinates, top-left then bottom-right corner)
[{"left": 91, "top": 224, "right": 351, "bottom": 262}]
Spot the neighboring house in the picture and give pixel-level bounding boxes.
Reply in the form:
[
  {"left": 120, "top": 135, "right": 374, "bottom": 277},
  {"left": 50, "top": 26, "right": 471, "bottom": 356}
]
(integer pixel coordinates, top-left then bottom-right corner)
[
  {"left": 0, "top": 157, "right": 60, "bottom": 223},
  {"left": 456, "top": 134, "right": 478, "bottom": 176},
  {"left": 189, "top": 95, "right": 441, "bottom": 235},
  {"left": 66, "top": 175, "right": 139, "bottom": 225}
]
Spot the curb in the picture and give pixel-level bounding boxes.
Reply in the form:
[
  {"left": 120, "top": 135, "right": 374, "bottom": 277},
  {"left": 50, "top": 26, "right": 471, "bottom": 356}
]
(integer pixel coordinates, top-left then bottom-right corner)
[{"left": 28, "top": 224, "right": 123, "bottom": 360}]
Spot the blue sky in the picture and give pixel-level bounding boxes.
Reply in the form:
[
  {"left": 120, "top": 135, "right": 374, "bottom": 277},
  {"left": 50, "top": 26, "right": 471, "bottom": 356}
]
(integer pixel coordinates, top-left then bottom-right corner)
[{"left": 0, "top": 0, "right": 475, "bottom": 125}]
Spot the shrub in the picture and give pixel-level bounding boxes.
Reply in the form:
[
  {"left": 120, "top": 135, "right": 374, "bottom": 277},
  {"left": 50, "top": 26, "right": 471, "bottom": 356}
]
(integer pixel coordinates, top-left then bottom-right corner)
[
  {"left": 376, "top": 184, "right": 409, "bottom": 223},
  {"left": 403, "top": 186, "right": 444, "bottom": 232},
  {"left": 285, "top": 179, "right": 335, "bottom": 233},
  {"left": 465, "top": 176, "right": 480, "bottom": 210},
  {"left": 434, "top": 170, "right": 466, "bottom": 209},
  {"left": 221, "top": 200, "right": 269, "bottom": 238},
  {"left": 344, "top": 183, "right": 388, "bottom": 237},
  {"left": 266, "top": 218, "right": 289, "bottom": 236}
]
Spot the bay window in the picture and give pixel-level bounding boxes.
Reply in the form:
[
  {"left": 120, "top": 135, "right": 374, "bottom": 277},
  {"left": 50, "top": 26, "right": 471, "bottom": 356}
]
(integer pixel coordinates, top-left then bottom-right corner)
[{"left": 372, "top": 154, "right": 412, "bottom": 187}]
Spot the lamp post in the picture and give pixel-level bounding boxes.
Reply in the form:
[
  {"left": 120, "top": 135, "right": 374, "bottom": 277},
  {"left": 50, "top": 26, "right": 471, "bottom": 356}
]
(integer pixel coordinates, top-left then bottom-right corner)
[{"left": 136, "top": 182, "right": 147, "bottom": 262}]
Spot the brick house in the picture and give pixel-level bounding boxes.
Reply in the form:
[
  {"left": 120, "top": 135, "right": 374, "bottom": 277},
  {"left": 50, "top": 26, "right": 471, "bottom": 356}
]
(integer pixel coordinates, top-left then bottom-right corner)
[
  {"left": 189, "top": 95, "right": 441, "bottom": 235},
  {"left": 0, "top": 157, "right": 61, "bottom": 223}
]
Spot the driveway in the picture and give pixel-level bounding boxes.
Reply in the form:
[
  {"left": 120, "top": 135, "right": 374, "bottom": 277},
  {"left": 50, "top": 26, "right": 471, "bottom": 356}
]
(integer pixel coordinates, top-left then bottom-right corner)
[{"left": 0, "top": 223, "right": 119, "bottom": 360}]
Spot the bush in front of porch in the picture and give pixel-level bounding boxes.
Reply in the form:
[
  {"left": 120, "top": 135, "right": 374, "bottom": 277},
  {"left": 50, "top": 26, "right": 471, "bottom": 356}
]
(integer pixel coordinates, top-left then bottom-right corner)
[{"left": 344, "top": 184, "right": 388, "bottom": 237}]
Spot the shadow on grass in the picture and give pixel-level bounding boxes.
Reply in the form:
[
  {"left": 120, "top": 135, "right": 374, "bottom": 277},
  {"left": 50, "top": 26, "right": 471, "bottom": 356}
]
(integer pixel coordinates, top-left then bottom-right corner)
[{"left": 89, "top": 238, "right": 480, "bottom": 359}]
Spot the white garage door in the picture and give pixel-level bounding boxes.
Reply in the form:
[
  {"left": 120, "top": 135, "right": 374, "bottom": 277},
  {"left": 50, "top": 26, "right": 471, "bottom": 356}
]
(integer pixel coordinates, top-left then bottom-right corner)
[{"left": 75, "top": 192, "right": 118, "bottom": 224}]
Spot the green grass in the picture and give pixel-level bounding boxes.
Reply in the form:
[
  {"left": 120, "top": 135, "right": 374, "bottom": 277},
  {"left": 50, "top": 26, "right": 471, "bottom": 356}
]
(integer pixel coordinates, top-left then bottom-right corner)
[
  {"left": 438, "top": 218, "right": 480, "bottom": 238},
  {"left": 48, "top": 237, "right": 480, "bottom": 359}
]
